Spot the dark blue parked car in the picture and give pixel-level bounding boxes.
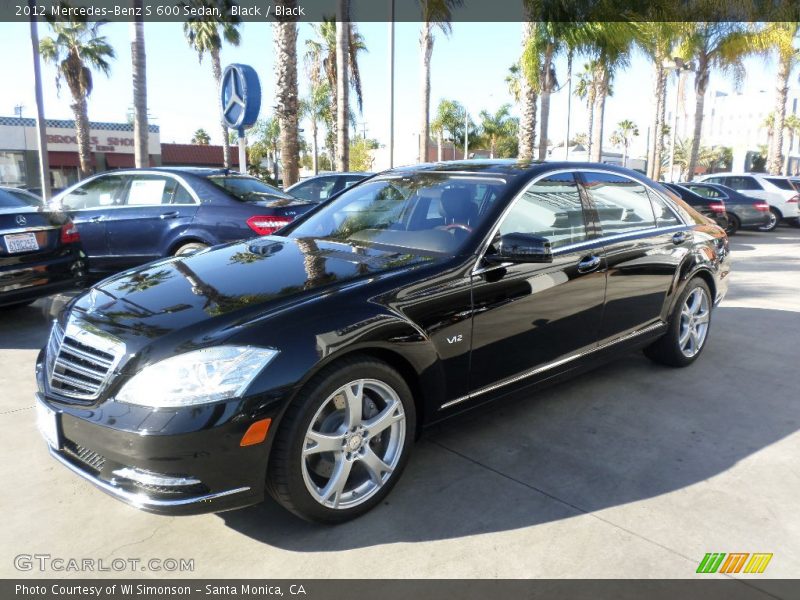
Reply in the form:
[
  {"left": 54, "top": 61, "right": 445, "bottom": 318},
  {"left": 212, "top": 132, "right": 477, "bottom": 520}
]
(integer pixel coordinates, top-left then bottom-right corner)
[{"left": 50, "top": 168, "right": 317, "bottom": 276}]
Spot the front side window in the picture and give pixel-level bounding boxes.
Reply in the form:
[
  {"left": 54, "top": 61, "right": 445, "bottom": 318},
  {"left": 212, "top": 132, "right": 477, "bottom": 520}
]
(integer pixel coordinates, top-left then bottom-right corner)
[
  {"left": 498, "top": 172, "right": 588, "bottom": 249},
  {"left": 59, "top": 175, "right": 128, "bottom": 210},
  {"left": 287, "top": 173, "right": 505, "bottom": 255},
  {"left": 581, "top": 171, "right": 656, "bottom": 235}
]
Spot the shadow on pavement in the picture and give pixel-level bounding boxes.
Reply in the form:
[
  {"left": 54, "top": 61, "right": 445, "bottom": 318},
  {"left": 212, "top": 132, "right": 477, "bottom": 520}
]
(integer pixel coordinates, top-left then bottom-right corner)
[{"left": 221, "top": 305, "right": 800, "bottom": 549}]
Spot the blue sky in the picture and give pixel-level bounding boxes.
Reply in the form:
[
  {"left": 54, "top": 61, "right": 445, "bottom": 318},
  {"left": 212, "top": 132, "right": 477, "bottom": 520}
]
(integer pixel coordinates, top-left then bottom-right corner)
[{"left": 0, "top": 20, "right": 781, "bottom": 162}]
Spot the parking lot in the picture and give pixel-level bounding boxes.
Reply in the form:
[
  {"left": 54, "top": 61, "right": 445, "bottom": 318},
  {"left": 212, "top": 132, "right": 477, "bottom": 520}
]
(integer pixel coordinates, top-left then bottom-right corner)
[{"left": 1, "top": 227, "right": 798, "bottom": 580}]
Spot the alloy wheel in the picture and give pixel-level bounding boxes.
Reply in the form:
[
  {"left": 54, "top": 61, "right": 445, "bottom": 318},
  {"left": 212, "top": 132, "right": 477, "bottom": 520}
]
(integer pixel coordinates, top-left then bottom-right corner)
[
  {"left": 678, "top": 288, "right": 710, "bottom": 358},
  {"left": 301, "top": 379, "right": 406, "bottom": 509}
]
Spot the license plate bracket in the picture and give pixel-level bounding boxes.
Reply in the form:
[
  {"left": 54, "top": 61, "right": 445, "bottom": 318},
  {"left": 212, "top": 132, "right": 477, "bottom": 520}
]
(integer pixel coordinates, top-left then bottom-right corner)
[
  {"left": 36, "top": 399, "right": 61, "bottom": 450},
  {"left": 4, "top": 232, "right": 39, "bottom": 253}
]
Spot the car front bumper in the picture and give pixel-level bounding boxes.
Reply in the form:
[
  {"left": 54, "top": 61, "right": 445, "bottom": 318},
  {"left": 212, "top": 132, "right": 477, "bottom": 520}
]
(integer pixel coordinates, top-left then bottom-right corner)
[{"left": 34, "top": 383, "right": 278, "bottom": 515}]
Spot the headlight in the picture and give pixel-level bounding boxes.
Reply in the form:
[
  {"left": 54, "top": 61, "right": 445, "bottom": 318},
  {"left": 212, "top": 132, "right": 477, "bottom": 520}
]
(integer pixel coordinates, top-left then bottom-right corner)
[{"left": 116, "top": 346, "right": 278, "bottom": 408}]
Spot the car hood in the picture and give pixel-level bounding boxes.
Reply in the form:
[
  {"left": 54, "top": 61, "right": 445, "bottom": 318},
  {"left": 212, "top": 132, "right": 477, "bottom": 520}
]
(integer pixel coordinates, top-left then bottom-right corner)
[{"left": 69, "top": 236, "right": 437, "bottom": 345}]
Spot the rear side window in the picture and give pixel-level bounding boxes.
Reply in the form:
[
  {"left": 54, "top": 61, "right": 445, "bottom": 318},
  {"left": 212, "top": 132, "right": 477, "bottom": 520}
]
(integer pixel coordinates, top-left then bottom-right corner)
[
  {"left": 647, "top": 190, "right": 681, "bottom": 227},
  {"left": 581, "top": 171, "right": 656, "bottom": 235},
  {"left": 728, "top": 176, "right": 763, "bottom": 191},
  {"left": 765, "top": 177, "right": 795, "bottom": 191},
  {"left": 124, "top": 175, "right": 176, "bottom": 206},
  {"left": 60, "top": 175, "right": 128, "bottom": 210},
  {"left": 499, "top": 172, "right": 588, "bottom": 249},
  {"left": 705, "top": 176, "right": 727, "bottom": 186}
]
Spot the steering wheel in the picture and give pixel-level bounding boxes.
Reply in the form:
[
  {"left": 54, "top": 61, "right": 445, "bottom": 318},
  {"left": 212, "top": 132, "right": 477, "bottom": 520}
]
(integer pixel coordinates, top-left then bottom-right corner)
[{"left": 436, "top": 223, "right": 473, "bottom": 233}]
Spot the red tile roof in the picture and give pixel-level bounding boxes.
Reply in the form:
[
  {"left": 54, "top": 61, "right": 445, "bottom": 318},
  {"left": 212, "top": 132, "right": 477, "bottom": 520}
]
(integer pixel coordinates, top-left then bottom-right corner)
[{"left": 160, "top": 143, "right": 240, "bottom": 167}]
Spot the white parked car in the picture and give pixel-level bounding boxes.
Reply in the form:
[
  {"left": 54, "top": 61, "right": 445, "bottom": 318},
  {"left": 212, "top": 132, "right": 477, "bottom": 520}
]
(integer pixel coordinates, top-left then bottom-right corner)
[{"left": 694, "top": 173, "right": 800, "bottom": 231}]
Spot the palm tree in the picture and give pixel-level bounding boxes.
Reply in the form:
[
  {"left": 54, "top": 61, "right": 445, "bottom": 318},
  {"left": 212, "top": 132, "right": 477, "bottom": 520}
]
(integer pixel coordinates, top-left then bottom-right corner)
[
  {"left": 183, "top": 0, "right": 241, "bottom": 168},
  {"left": 273, "top": 4, "right": 299, "bottom": 185},
  {"left": 305, "top": 18, "right": 366, "bottom": 168},
  {"left": 130, "top": 0, "right": 148, "bottom": 168},
  {"left": 610, "top": 119, "right": 640, "bottom": 168},
  {"left": 302, "top": 83, "right": 332, "bottom": 175},
  {"left": 418, "top": 0, "right": 462, "bottom": 163},
  {"left": 573, "top": 60, "right": 600, "bottom": 159},
  {"left": 678, "top": 22, "right": 759, "bottom": 180},
  {"left": 572, "top": 22, "right": 635, "bottom": 162},
  {"left": 517, "top": 21, "right": 537, "bottom": 160},
  {"left": 634, "top": 22, "right": 687, "bottom": 180},
  {"left": 480, "top": 105, "right": 516, "bottom": 159},
  {"left": 335, "top": 1, "right": 350, "bottom": 171},
  {"left": 39, "top": 20, "right": 115, "bottom": 178},
  {"left": 757, "top": 23, "right": 800, "bottom": 174},
  {"left": 191, "top": 128, "right": 211, "bottom": 145},
  {"left": 431, "top": 99, "right": 463, "bottom": 161}
]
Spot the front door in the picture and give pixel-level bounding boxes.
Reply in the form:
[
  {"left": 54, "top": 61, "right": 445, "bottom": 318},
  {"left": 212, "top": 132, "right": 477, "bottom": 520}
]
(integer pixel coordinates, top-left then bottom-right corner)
[
  {"left": 469, "top": 171, "right": 607, "bottom": 395},
  {"left": 58, "top": 174, "right": 129, "bottom": 273}
]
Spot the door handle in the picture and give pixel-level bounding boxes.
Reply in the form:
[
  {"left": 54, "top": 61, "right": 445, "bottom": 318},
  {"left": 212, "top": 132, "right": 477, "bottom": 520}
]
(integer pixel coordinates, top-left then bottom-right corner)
[
  {"left": 672, "top": 231, "right": 691, "bottom": 245},
  {"left": 160, "top": 211, "right": 180, "bottom": 220},
  {"left": 88, "top": 215, "right": 104, "bottom": 223},
  {"left": 577, "top": 255, "right": 601, "bottom": 273}
]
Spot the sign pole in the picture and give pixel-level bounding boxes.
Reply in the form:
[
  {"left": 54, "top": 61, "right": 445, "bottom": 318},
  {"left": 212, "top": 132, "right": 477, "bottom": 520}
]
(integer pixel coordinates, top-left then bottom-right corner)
[
  {"left": 238, "top": 129, "right": 247, "bottom": 174},
  {"left": 29, "top": 0, "right": 51, "bottom": 200}
]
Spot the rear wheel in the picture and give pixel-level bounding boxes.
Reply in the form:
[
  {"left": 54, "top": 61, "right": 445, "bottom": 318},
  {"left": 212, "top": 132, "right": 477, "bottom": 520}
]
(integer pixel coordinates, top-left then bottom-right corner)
[
  {"left": 724, "top": 213, "right": 740, "bottom": 235},
  {"left": 757, "top": 208, "right": 780, "bottom": 232},
  {"left": 173, "top": 242, "right": 209, "bottom": 256},
  {"left": 644, "top": 278, "right": 712, "bottom": 368},
  {"left": 267, "top": 356, "right": 415, "bottom": 523}
]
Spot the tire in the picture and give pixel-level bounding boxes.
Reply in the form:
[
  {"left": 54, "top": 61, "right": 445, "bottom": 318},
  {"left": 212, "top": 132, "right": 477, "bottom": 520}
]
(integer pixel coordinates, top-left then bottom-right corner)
[
  {"left": 644, "top": 278, "right": 713, "bottom": 368},
  {"left": 173, "top": 242, "right": 209, "bottom": 256},
  {"left": 267, "top": 356, "right": 416, "bottom": 523},
  {"left": 791, "top": 217, "right": 800, "bottom": 228},
  {"left": 757, "top": 208, "right": 780, "bottom": 232},
  {"left": 724, "top": 213, "right": 740, "bottom": 236}
]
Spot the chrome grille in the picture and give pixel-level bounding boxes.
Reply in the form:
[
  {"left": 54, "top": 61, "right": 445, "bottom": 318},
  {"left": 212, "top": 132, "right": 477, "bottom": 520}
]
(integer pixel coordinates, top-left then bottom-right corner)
[{"left": 47, "top": 319, "right": 125, "bottom": 401}]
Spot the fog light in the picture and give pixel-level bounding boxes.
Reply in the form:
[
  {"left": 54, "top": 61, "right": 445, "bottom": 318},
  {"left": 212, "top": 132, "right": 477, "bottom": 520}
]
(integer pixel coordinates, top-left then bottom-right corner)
[{"left": 240, "top": 418, "right": 271, "bottom": 446}]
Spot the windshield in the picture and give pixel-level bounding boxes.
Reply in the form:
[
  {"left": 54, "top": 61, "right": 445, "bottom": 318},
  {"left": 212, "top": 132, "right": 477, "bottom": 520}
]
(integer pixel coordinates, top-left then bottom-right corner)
[
  {"left": 207, "top": 176, "right": 293, "bottom": 202},
  {"left": 286, "top": 173, "right": 506, "bottom": 255},
  {"left": 0, "top": 188, "right": 40, "bottom": 208}
]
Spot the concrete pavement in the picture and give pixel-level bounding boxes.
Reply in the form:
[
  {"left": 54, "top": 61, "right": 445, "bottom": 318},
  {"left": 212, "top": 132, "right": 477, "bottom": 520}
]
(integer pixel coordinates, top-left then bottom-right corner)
[{"left": 1, "top": 227, "right": 798, "bottom": 580}]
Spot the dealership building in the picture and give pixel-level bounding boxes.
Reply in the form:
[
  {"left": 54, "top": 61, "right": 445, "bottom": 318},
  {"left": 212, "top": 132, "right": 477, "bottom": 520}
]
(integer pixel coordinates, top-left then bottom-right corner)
[{"left": 0, "top": 116, "right": 240, "bottom": 192}]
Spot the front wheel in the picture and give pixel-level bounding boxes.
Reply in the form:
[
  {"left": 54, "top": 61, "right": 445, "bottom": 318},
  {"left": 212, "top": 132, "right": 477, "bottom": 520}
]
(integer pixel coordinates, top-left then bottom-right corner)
[
  {"left": 724, "top": 213, "right": 740, "bottom": 235},
  {"left": 644, "top": 278, "right": 713, "bottom": 368},
  {"left": 267, "top": 356, "right": 416, "bottom": 523},
  {"left": 757, "top": 208, "right": 780, "bottom": 232}
]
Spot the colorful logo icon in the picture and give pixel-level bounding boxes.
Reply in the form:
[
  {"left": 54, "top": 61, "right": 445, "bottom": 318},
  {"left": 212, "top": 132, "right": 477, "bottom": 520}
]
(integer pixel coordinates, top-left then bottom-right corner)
[{"left": 696, "top": 553, "right": 773, "bottom": 574}]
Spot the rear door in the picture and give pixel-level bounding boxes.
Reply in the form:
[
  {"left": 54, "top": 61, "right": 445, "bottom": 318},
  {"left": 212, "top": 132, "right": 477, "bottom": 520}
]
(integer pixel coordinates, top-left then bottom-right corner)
[
  {"left": 579, "top": 170, "right": 686, "bottom": 342},
  {"left": 57, "top": 174, "right": 129, "bottom": 271},
  {"left": 105, "top": 174, "right": 199, "bottom": 270}
]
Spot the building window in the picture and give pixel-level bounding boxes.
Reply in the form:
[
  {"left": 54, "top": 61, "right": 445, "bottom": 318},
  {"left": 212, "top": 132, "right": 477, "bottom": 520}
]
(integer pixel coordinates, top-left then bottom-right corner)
[{"left": 0, "top": 151, "right": 27, "bottom": 186}]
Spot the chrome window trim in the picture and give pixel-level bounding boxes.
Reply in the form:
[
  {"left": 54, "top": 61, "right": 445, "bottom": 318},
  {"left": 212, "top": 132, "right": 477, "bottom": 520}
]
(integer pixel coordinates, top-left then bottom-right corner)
[
  {"left": 471, "top": 167, "right": 690, "bottom": 276},
  {"left": 53, "top": 170, "right": 201, "bottom": 211},
  {"left": 439, "top": 321, "right": 665, "bottom": 410}
]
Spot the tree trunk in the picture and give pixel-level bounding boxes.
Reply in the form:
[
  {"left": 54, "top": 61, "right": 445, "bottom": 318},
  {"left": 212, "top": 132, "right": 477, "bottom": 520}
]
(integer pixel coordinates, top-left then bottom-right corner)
[
  {"left": 437, "top": 130, "right": 443, "bottom": 161},
  {"left": 273, "top": 14, "right": 300, "bottom": 186},
  {"left": 490, "top": 137, "right": 496, "bottom": 159},
  {"left": 517, "top": 21, "right": 536, "bottom": 161},
  {"left": 71, "top": 96, "right": 93, "bottom": 178},
  {"left": 130, "top": 0, "right": 148, "bottom": 168},
  {"left": 589, "top": 64, "right": 608, "bottom": 163},
  {"left": 648, "top": 60, "right": 667, "bottom": 180},
  {"left": 538, "top": 43, "right": 554, "bottom": 160},
  {"left": 687, "top": 57, "right": 709, "bottom": 182},
  {"left": 769, "top": 54, "right": 790, "bottom": 175},
  {"left": 419, "top": 20, "right": 433, "bottom": 163},
  {"left": 336, "top": 3, "right": 350, "bottom": 171},
  {"left": 211, "top": 48, "right": 230, "bottom": 169},
  {"left": 311, "top": 118, "right": 319, "bottom": 175}
]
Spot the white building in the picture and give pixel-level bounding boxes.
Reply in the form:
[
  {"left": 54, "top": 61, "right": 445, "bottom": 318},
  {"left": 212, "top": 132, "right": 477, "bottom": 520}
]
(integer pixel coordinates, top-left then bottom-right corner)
[{"left": 670, "top": 86, "right": 800, "bottom": 174}]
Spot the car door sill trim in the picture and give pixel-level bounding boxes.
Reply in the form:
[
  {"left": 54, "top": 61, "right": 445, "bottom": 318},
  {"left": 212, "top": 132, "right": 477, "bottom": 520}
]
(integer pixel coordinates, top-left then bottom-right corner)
[{"left": 439, "top": 322, "right": 665, "bottom": 410}]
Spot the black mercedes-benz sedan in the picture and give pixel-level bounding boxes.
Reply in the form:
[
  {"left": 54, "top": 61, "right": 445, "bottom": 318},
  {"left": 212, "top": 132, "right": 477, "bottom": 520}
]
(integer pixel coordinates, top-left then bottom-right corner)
[
  {"left": 662, "top": 182, "right": 730, "bottom": 232},
  {"left": 35, "top": 161, "right": 730, "bottom": 523},
  {"left": 678, "top": 182, "right": 772, "bottom": 234},
  {"left": 1, "top": 188, "right": 86, "bottom": 309}
]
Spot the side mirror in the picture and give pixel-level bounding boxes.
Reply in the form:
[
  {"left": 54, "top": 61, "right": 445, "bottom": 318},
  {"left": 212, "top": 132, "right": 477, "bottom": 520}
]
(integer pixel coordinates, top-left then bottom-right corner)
[{"left": 487, "top": 232, "right": 553, "bottom": 263}]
